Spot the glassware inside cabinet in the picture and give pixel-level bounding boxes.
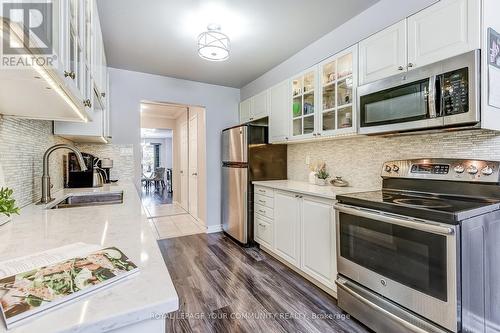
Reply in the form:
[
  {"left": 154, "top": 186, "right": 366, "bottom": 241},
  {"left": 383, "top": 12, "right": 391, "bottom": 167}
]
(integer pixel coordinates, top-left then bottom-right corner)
[
  {"left": 303, "top": 92, "right": 314, "bottom": 115},
  {"left": 292, "top": 78, "right": 302, "bottom": 97},
  {"left": 338, "top": 77, "right": 353, "bottom": 106},
  {"left": 303, "top": 115, "right": 314, "bottom": 134},
  {"left": 322, "top": 84, "right": 335, "bottom": 110},
  {"left": 338, "top": 106, "right": 353, "bottom": 129},
  {"left": 293, "top": 118, "right": 302, "bottom": 136},
  {"left": 303, "top": 71, "right": 315, "bottom": 94},
  {"left": 292, "top": 96, "right": 302, "bottom": 118},
  {"left": 322, "top": 60, "right": 336, "bottom": 85},
  {"left": 337, "top": 53, "right": 353, "bottom": 79},
  {"left": 322, "top": 111, "right": 335, "bottom": 131}
]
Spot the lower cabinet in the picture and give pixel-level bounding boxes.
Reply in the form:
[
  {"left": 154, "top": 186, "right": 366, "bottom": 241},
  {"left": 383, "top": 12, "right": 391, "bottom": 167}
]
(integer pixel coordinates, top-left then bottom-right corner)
[
  {"left": 254, "top": 187, "right": 337, "bottom": 294},
  {"left": 274, "top": 190, "right": 301, "bottom": 266},
  {"left": 300, "top": 196, "right": 336, "bottom": 289}
]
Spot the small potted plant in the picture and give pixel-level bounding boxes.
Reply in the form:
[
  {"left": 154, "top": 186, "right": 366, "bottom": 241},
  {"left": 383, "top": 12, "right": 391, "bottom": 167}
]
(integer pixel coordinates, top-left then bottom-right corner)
[
  {"left": 0, "top": 187, "right": 20, "bottom": 226},
  {"left": 315, "top": 167, "right": 330, "bottom": 186}
]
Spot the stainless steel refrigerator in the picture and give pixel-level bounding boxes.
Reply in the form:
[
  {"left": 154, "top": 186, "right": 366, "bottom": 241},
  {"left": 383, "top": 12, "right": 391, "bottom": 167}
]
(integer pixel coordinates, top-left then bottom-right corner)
[{"left": 221, "top": 125, "right": 287, "bottom": 245}]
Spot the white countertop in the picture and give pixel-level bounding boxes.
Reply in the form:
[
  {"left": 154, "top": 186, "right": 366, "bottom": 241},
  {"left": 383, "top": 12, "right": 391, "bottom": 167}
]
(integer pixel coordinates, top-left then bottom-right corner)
[
  {"left": 0, "top": 183, "right": 179, "bottom": 333},
  {"left": 252, "top": 180, "right": 372, "bottom": 200}
]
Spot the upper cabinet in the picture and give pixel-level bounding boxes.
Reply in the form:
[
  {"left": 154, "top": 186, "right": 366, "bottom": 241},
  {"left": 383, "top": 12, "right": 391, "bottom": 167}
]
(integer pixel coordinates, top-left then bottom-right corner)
[
  {"left": 290, "top": 68, "right": 317, "bottom": 139},
  {"left": 268, "top": 80, "right": 290, "bottom": 143},
  {"left": 54, "top": 0, "right": 111, "bottom": 143},
  {"left": 359, "top": 20, "right": 407, "bottom": 85},
  {"left": 318, "top": 46, "right": 357, "bottom": 137},
  {"left": 239, "top": 91, "right": 269, "bottom": 123},
  {"left": 359, "top": 0, "right": 480, "bottom": 85},
  {"left": 407, "top": 0, "right": 480, "bottom": 69}
]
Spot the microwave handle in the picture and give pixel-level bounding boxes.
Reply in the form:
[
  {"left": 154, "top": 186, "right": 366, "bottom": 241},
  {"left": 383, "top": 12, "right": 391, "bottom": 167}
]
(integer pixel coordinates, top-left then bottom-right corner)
[{"left": 428, "top": 75, "right": 437, "bottom": 118}]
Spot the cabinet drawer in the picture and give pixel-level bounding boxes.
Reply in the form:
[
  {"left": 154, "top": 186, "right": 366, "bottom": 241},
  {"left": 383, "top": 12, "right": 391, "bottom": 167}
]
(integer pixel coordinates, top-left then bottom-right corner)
[
  {"left": 255, "top": 193, "right": 274, "bottom": 208},
  {"left": 255, "top": 203, "right": 273, "bottom": 220},
  {"left": 255, "top": 186, "right": 273, "bottom": 198},
  {"left": 255, "top": 217, "right": 273, "bottom": 248}
]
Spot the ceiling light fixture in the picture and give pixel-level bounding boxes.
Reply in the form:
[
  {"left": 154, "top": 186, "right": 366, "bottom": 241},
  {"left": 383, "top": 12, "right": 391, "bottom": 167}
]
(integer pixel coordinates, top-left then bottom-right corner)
[{"left": 198, "top": 24, "right": 230, "bottom": 61}]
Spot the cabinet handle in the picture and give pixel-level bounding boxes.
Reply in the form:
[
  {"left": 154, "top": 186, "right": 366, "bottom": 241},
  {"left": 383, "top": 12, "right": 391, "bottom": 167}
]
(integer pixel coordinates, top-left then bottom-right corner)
[
  {"left": 397, "top": 66, "right": 404, "bottom": 71},
  {"left": 258, "top": 200, "right": 266, "bottom": 204},
  {"left": 258, "top": 189, "right": 265, "bottom": 193},
  {"left": 407, "top": 63, "right": 414, "bottom": 68},
  {"left": 101, "top": 92, "right": 106, "bottom": 98},
  {"left": 259, "top": 210, "right": 266, "bottom": 214},
  {"left": 64, "top": 71, "right": 76, "bottom": 80},
  {"left": 83, "top": 99, "right": 92, "bottom": 108},
  {"left": 313, "top": 133, "right": 317, "bottom": 137},
  {"left": 192, "top": 172, "right": 198, "bottom": 176},
  {"left": 285, "top": 137, "right": 289, "bottom": 140},
  {"left": 317, "top": 133, "right": 321, "bottom": 136},
  {"left": 259, "top": 223, "right": 266, "bottom": 228}
]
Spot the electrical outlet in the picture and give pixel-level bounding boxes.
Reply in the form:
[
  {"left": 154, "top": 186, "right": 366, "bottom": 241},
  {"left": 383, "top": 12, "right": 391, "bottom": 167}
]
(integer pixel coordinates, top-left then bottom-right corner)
[{"left": 305, "top": 155, "right": 310, "bottom": 166}]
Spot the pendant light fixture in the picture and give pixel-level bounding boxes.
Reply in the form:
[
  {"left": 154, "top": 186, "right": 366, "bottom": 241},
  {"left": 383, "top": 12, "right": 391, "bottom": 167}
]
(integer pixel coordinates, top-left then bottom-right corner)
[{"left": 198, "top": 24, "right": 230, "bottom": 61}]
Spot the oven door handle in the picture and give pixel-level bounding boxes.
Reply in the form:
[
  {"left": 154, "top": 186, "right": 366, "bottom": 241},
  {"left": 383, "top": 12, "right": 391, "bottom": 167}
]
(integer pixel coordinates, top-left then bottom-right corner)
[{"left": 334, "top": 203, "right": 454, "bottom": 235}]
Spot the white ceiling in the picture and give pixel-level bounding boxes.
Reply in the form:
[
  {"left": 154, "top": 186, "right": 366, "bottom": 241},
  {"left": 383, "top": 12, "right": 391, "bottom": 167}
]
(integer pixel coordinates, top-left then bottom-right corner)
[
  {"left": 141, "top": 128, "right": 173, "bottom": 139},
  {"left": 97, "top": 0, "right": 379, "bottom": 88}
]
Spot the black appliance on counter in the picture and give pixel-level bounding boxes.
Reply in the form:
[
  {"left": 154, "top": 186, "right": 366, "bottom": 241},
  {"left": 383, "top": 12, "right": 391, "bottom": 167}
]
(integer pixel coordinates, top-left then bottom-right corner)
[
  {"left": 66, "top": 152, "right": 98, "bottom": 188},
  {"left": 334, "top": 158, "right": 500, "bottom": 333}
]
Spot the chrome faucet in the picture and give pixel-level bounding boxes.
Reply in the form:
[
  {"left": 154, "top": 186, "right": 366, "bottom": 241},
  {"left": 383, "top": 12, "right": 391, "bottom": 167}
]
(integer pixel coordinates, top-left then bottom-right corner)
[{"left": 40, "top": 144, "right": 88, "bottom": 204}]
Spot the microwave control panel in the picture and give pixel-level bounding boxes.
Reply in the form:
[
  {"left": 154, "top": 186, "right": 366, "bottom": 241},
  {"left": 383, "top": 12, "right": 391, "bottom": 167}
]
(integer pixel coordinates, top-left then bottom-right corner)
[{"left": 442, "top": 67, "right": 468, "bottom": 116}]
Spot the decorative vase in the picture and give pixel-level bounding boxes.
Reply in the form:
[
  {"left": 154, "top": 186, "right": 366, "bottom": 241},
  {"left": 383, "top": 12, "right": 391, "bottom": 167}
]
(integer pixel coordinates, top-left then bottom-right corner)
[
  {"left": 0, "top": 214, "right": 11, "bottom": 227},
  {"left": 308, "top": 171, "right": 316, "bottom": 184},
  {"left": 315, "top": 178, "right": 327, "bottom": 186}
]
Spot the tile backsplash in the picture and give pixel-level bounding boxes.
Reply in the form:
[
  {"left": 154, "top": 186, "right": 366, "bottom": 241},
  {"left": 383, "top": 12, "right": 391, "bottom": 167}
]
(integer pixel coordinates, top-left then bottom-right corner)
[
  {"left": 0, "top": 116, "right": 134, "bottom": 208},
  {"left": 288, "top": 129, "right": 500, "bottom": 190}
]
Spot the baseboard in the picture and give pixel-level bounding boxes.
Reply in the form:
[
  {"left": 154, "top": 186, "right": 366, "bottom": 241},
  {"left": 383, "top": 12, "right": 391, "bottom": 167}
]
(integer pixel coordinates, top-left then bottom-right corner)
[
  {"left": 206, "top": 224, "right": 223, "bottom": 234},
  {"left": 192, "top": 217, "right": 206, "bottom": 230}
]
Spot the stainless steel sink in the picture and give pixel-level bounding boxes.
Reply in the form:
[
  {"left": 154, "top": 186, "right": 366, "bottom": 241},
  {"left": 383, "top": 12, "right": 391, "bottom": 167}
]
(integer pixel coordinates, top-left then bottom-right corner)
[{"left": 49, "top": 191, "right": 124, "bottom": 209}]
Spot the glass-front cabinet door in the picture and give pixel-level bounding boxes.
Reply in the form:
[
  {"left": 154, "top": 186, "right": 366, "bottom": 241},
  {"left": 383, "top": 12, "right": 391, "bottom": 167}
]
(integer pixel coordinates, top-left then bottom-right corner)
[
  {"left": 291, "top": 69, "right": 317, "bottom": 139},
  {"left": 319, "top": 46, "right": 357, "bottom": 136}
]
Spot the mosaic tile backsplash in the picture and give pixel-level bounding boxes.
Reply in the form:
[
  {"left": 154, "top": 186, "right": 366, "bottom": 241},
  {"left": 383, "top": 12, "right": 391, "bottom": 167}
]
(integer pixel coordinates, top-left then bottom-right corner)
[
  {"left": 0, "top": 117, "right": 134, "bottom": 208},
  {"left": 287, "top": 129, "right": 500, "bottom": 190}
]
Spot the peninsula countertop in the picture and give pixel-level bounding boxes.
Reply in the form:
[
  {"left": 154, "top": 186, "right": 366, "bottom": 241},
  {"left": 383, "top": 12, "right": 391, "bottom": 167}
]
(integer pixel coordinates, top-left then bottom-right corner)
[
  {"left": 252, "top": 180, "right": 373, "bottom": 200},
  {"left": 0, "top": 183, "right": 179, "bottom": 333}
]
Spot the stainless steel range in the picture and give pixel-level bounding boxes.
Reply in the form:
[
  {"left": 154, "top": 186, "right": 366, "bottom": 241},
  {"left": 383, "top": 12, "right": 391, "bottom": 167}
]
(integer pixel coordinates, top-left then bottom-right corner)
[{"left": 334, "top": 158, "right": 500, "bottom": 333}]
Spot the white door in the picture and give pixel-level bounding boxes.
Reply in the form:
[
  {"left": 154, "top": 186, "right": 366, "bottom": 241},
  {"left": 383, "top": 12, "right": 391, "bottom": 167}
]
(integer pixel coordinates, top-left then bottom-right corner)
[
  {"left": 269, "top": 80, "right": 290, "bottom": 143},
  {"left": 407, "top": 0, "right": 480, "bottom": 69},
  {"left": 179, "top": 121, "right": 189, "bottom": 211},
  {"left": 251, "top": 90, "right": 268, "bottom": 121},
  {"left": 239, "top": 98, "right": 252, "bottom": 124},
  {"left": 300, "top": 196, "right": 336, "bottom": 289},
  {"left": 359, "top": 19, "right": 407, "bottom": 85},
  {"left": 188, "top": 114, "right": 198, "bottom": 219},
  {"left": 274, "top": 190, "right": 300, "bottom": 267}
]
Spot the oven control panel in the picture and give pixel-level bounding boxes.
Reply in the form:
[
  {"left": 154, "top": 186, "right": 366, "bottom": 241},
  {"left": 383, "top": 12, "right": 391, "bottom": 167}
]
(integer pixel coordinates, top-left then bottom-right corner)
[{"left": 382, "top": 159, "right": 500, "bottom": 183}]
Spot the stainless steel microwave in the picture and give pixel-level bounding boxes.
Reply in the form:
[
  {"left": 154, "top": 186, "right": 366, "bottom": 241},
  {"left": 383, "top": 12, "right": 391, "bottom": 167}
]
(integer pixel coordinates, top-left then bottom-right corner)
[{"left": 358, "top": 50, "right": 480, "bottom": 135}]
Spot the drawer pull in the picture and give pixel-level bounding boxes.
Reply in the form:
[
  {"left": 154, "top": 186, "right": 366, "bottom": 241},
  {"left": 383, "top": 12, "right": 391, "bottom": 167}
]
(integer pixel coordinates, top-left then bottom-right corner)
[
  {"left": 258, "top": 189, "right": 266, "bottom": 193},
  {"left": 259, "top": 223, "right": 266, "bottom": 228},
  {"left": 258, "top": 200, "right": 266, "bottom": 204},
  {"left": 259, "top": 210, "right": 266, "bottom": 214}
]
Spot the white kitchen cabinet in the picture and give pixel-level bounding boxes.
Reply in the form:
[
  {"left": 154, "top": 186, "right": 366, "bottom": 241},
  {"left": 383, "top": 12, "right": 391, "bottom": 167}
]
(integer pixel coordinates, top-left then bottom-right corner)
[
  {"left": 54, "top": 0, "right": 110, "bottom": 143},
  {"left": 255, "top": 215, "right": 273, "bottom": 249},
  {"left": 359, "top": 0, "right": 480, "bottom": 85},
  {"left": 290, "top": 67, "right": 318, "bottom": 140},
  {"left": 274, "top": 190, "right": 301, "bottom": 266},
  {"left": 251, "top": 90, "right": 268, "bottom": 121},
  {"left": 239, "top": 98, "right": 252, "bottom": 123},
  {"left": 407, "top": 0, "right": 480, "bottom": 69},
  {"left": 300, "top": 195, "right": 336, "bottom": 289},
  {"left": 359, "top": 20, "right": 407, "bottom": 85},
  {"left": 319, "top": 46, "right": 358, "bottom": 137},
  {"left": 268, "top": 80, "right": 290, "bottom": 143}
]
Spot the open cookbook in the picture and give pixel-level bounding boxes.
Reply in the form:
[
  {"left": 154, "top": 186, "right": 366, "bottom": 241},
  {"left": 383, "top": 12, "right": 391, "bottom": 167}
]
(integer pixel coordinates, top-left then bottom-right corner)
[{"left": 0, "top": 243, "right": 139, "bottom": 329}]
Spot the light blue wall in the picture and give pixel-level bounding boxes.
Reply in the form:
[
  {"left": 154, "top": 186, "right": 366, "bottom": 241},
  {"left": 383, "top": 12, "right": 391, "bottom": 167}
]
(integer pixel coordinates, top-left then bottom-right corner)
[{"left": 108, "top": 68, "right": 240, "bottom": 227}]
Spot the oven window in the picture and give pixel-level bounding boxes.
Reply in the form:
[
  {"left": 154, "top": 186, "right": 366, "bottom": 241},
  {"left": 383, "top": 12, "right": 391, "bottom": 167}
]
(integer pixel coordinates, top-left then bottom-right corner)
[
  {"left": 360, "top": 78, "right": 429, "bottom": 127},
  {"left": 339, "top": 212, "right": 447, "bottom": 301}
]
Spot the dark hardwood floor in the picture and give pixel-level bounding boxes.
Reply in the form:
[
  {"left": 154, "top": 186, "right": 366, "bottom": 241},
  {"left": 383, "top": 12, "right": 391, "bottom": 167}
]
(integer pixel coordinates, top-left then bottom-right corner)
[
  {"left": 158, "top": 233, "right": 371, "bottom": 333},
  {"left": 141, "top": 186, "right": 173, "bottom": 205}
]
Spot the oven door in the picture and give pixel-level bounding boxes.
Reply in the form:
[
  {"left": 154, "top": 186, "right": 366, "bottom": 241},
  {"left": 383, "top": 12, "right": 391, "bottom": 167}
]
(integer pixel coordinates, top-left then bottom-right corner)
[{"left": 334, "top": 203, "right": 459, "bottom": 332}]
